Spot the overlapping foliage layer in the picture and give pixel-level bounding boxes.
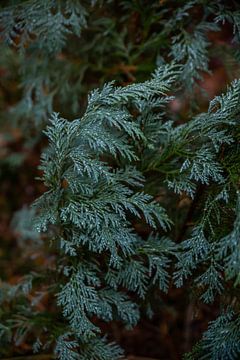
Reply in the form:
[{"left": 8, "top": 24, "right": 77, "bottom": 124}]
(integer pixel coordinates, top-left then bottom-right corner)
[{"left": 0, "top": 1, "right": 240, "bottom": 359}]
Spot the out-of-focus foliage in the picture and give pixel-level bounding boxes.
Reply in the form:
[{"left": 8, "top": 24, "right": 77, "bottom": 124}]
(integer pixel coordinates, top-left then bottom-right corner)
[{"left": 1, "top": 0, "right": 240, "bottom": 131}]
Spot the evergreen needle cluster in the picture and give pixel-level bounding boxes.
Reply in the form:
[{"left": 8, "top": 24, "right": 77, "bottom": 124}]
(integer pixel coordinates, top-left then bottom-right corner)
[{"left": 0, "top": 1, "right": 240, "bottom": 359}]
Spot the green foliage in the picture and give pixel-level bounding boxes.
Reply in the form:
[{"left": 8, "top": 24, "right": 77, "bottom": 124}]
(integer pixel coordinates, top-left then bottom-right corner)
[
  {"left": 30, "top": 66, "right": 178, "bottom": 357},
  {"left": 1, "top": 0, "right": 240, "bottom": 359},
  {"left": 171, "top": 21, "right": 219, "bottom": 89},
  {"left": 33, "top": 64, "right": 240, "bottom": 358},
  {"left": 199, "top": 310, "right": 240, "bottom": 360},
  {"left": 1, "top": 0, "right": 240, "bottom": 129},
  {"left": 185, "top": 310, "right": 240, "bottom": 360},
  {"left": 0, "top": 0, "right": 89, "bottom": 53}
]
